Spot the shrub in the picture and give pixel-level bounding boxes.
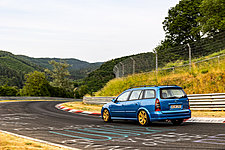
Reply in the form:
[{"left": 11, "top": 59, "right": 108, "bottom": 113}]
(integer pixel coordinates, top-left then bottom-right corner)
[{"left": 0, "top": 85, "right": 18, "bottom": 96}]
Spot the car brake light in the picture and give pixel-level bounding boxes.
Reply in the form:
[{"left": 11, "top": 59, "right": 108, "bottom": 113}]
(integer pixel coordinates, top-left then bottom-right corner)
[
  {"left": 188, "top": 98, "right": 190, "bottom": 109},
  {"left": 155, "top": 98, "right": 161, "bottom": 111}
]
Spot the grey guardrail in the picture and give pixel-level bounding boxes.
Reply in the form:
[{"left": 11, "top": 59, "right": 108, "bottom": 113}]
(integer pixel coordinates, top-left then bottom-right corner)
[
  {"left": 0, "top": 97, "right": 82, "bottom": 101},
  {"left": 83, "top": 96, "right": 116, "bottom": 105},
  {"left": 188, "top": 93, "right": 225, "bottom": 110},
  {"left": 83, "top": 93, "right": 225, "bottom": 110}
]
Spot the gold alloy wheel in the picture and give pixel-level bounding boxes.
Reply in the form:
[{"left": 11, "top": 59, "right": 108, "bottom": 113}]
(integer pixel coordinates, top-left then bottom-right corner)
[
  {"left": 138, "top": 110, "right": 148, "bottom": 125},
  {"left": 103, "top": 109, "right": 110, "bottom": 122}
]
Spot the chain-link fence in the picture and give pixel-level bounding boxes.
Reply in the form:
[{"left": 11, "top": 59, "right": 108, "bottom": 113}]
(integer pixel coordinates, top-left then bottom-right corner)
[
  {"left": 113, "top": 52, "right": 155, "bottom": 77},
  {"left": 114, "top": 31, "right": 225, "bottom": 78}
]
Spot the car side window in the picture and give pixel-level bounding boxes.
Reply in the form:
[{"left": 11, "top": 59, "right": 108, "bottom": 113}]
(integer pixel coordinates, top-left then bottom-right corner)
[
  {"left": 143, "top": 90, "right": 155, "bottom": 99},
  {"left": 129, "top": 90, "right": 142, "bottom": 100},
  {"left": 117, "top": 91, "right": 130, "bottom": 102}
]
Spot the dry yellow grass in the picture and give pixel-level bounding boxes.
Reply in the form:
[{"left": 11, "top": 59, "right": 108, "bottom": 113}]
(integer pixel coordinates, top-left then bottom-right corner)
[
  {"left": 62, "top": 102, "right": 103, "bottom": 113},
  {"left": 191, "top": 111, "right": 225, "bottom": 118},
  {"left": 0, "top": 132, "right": 68, "bottom": 150}
]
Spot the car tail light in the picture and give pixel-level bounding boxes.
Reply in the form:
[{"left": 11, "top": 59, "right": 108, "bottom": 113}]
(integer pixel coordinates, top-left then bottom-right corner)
[
  {"left": 188, "top": 98, "right": 190, "bottom": 109},
  {"left": 155, "top": 98, "right": 161, "bottom": 111}
]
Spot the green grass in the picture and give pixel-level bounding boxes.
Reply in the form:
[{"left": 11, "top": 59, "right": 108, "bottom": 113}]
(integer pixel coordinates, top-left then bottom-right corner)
[
  {"left": 95, "top": 50, "right": 225, "bottom": 96},
  {"left": 162, "top": 49, "right": 225, "bottom": 69}
]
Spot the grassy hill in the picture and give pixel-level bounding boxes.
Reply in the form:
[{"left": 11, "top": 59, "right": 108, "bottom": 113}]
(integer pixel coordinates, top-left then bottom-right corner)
[
  {"left": 0, "top": 50, "right": 102, "bottom": 87},
  {"left": 95, "top": 50, "right": 225, "bottom": 96}
]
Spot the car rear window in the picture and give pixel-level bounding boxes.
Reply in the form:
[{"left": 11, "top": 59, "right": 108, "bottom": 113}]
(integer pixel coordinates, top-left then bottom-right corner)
[{"left": 160, "top": 88, "right": 187, "bottom": 99}]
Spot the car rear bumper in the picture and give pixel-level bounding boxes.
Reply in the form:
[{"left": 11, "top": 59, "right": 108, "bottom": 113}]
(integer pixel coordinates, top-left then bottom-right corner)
[{"left": 150, "top": 109, "right": 191, "bottom": 122}]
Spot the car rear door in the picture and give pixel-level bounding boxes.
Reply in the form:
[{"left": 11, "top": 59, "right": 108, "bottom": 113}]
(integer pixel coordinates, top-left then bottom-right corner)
[
  {"left": 124, "top": 90, "right": 143, "bottom": 118},
  {"left": 159, "top": 88, "right": 189, "bottom": 112}
]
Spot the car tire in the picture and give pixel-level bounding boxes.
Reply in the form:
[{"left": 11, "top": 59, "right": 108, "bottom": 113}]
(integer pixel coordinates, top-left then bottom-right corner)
[
  {"left": 138, "top": 110, "right": 149, "bottom": 126},
  {"left": 102, "top": 109, "right": 112, "bottom": 123},
  {"left": 171, "top": 119, "right": 183, "bottom": 126}
]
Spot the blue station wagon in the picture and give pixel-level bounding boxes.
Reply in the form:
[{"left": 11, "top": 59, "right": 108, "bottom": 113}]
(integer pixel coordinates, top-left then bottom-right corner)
[{"left": 101, "top": 85, "right": 191, "bottom": 126}]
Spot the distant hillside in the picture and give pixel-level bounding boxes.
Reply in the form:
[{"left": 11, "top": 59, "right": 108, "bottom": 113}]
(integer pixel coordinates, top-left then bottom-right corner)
[
  {"left": 0, "top": 51, "right": 43, "bottom": 87},
  {"left": 17, "top": 55, "right": 101, "bottom": 70},
  {"left": 17, "top": 55, "right": 102, "bottom": 80},
  {"left": 0, "top": 50, "right": 102, "bottom": 87}
]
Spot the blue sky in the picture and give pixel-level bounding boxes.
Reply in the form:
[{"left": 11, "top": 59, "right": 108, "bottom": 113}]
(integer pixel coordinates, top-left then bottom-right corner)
[{"left": 0, "top": 0, "right": 180, "bottom": 62}]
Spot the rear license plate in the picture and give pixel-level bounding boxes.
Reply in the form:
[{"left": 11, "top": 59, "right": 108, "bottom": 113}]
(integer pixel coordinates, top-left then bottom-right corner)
[{"left": 170, "top": 105, "right": 182, "bottom": 109}]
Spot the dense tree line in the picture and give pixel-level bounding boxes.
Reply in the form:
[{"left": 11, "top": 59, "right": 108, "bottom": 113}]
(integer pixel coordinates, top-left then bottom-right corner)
[
  {"left": 162, "top": 0, "right": 224, "bottom": 46},
  {"left": 155, "top": 0, "right": 225, "bottom": 66},
  {"left": 0, "top": 64, "right": 24, "bottom": 88},
  {"left": 199, "top": 0, "right": 225, "bottom": 35},
  {"left": 0, "top": 61, "right": 74, "bottom": 98},
  {"left": 0, "top": 85, "right": 18, "bottom": 96},
  {"left": 19, "top": 61, "right": 74, "bottom": 98}
]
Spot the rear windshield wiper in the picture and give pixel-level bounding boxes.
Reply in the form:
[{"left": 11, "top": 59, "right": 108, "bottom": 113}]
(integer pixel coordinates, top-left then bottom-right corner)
[
  {"left": 179, "top": 95, "right": 187, "bottom": 98},
  {"left": 180, "top": 95, "right": 187, "bottom": 98}
]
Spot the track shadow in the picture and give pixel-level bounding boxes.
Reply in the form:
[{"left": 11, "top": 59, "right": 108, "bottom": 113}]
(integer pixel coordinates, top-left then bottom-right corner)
[{"left": 101, "top": 119, "right": 194, "bottom": 128}]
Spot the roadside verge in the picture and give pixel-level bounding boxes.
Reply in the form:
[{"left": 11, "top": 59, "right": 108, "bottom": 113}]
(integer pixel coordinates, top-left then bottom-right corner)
[
  {"left": 55, "top": 104, "right": 101, "bottom": 116},
  {"left": 0, "top": 129, "right": 78, "bottom": 150}
]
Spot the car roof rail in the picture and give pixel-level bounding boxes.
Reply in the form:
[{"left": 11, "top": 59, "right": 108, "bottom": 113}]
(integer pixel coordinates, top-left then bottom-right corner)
[
  {"left": 158, "top": 85, "right": 178, "bottom": 86},
  {"left": 129, "top": 85, "right": 157, "bottom": 89}
]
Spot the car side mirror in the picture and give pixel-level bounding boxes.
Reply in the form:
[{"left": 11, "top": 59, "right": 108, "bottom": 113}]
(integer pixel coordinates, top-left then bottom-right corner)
[{"left": 112, "top": 99, "right": 116, "bottom": 103}]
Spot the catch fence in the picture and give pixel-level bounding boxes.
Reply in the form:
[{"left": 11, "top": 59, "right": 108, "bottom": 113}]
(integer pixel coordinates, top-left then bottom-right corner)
[{"left": 114, "top": 32, "right": 225, "bottom": 78}]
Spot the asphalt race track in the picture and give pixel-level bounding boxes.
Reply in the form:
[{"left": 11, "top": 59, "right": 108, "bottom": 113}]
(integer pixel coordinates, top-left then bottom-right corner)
[{"left": 0, "top": 101, "right": 225, "bottom": 150}]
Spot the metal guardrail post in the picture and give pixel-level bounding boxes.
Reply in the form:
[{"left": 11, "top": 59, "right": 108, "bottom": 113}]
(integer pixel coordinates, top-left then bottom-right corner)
[
  {"left": 130, "top": 57, "right": 135, "bottom": 74},
  {"left": 187, "top": 43, "right": 191, "bottom": 71},
  {"left": 155, "top": 51, "right": 159, "bottom": 83},
  {"left": 156, "top": 52, "right": 158, "bottom": 72},
  {"left": 120, "top": 62, "right": 124, "bottom": 77},
  {"left": 113, "top": 65, "right": 119, "bottom": 78}
]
